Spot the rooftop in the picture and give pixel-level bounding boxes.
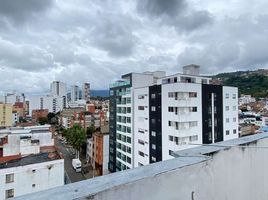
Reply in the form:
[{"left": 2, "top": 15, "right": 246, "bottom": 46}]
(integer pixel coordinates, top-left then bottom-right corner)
[
  {"left": 14, "top": 132, "right": 268, "bottom": 200},
  {"left": 0, "top": 151, "right": 61, "bottom": 169}
]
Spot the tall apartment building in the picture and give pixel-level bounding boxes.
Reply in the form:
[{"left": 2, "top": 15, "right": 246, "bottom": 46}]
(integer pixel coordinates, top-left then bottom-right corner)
[
  {"left": 108, "top": 71, "right": 166, "bottom": 172},
  {"left": 50, "top": 81, "right": 67, "bottom": 97},
  {"left": 83, "top": 83, "right": 90, "bottom": 102},
  {"left": 109, "top": 65, "right": 238, "bottom": 172},
  {"left": 0, "top": 104, "right": 12, "bottom": 127},
  {"left": 27, "top": 95, "right": 67, "bottom": 116},
  {"left": 71, "top": 85, "right": 79, "bottom": 102}
]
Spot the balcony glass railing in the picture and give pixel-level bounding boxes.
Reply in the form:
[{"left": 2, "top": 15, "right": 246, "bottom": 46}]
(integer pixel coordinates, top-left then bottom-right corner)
[{"left": 109, "top": 80, "right": 130, "bottom": 88}]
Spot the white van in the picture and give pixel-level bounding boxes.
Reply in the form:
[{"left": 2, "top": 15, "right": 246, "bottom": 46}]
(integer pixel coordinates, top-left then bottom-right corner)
[{"left": 72, "top": 159, "right": 81, "bottom": 172}]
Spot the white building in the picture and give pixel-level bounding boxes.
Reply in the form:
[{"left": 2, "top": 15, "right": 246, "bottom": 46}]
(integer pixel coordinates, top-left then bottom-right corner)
[
  {"left": 108, "top": 71, "right": 166, "bottom": 172},
  {"left": 0, "top": 152, "right": 64, "bottom": 199},
  {"left": 50, "top": 81, "right": 67, "bottom": 97},
  {"left": 70, "top": 85, "right": 79, "bottom": 103},
  {"left": 82, "top": 83, "right": 90, "bottom": 102},
  {"left": 0, "top": 125, "right": 63, "bottom": 199},
  {"left": 239, "top": 94, "right": 256, "bottom": 105},
  {"left": 27, "top": 95, "right": 66, "bottom": 116},
  {"left": 109, "top": 65, "right": 239, "bottom": 171}
]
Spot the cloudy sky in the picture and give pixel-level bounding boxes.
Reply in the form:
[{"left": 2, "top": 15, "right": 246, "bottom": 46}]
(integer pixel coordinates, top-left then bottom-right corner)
[{"left": 0, "top": 0, "right": 268, "bottom": 94}]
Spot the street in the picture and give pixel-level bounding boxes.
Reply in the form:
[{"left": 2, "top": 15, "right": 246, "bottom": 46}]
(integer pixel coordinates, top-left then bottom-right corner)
[{"left": 55, "top": 137, "right": 93, "bottom": 183}]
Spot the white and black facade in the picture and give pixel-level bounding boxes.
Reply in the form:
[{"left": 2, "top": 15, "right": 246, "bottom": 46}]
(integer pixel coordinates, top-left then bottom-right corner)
[{"left": 109, "top": 65, "right": 238, "bottom": 171}]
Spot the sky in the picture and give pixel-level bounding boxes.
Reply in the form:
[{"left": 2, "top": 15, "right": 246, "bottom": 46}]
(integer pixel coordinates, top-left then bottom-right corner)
[{"left": 0, "top": 0, "right": 268, "bottom": 94}]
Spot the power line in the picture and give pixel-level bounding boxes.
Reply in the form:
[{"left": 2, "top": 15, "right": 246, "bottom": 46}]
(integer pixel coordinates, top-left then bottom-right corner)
[{"left": 188, "top": 143, "right": 268, "bottom": 149}]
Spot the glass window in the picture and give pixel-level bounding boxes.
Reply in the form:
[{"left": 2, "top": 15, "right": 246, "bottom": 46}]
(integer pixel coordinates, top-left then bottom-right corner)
[
  {"left": 5, "top": 189, "right": 14, "bottom": 199},
  {"left": 151, "top": 131, "right": 156, "bottom": 136},
  {"left": 6, "top": 174, "right": 14, "bottom": 184},
  {"left": 226, "top": 130, "right": 230, "bottom": 135}
]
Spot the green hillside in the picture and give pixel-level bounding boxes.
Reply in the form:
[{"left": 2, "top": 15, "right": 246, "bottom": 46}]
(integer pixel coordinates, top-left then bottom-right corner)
[{"left": 214, "top": 70, "right": 268, "bottom": 98}]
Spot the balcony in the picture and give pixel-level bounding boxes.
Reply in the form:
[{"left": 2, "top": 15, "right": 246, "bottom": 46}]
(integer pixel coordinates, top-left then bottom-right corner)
[{"left": 15, "top": 133, "right": 268, "bottom": 200}]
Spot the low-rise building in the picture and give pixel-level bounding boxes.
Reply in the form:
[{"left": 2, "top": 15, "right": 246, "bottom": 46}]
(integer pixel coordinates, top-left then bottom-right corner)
[
  {"left": 0, "top": 125, "right": 63, "bottom": 199},
  {"left": 32, "top": 109, "right": 49, "bottom": 123}
]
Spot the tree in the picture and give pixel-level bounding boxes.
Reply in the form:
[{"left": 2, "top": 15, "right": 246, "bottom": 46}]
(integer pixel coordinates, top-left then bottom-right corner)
[
  {"left": 86, "top": 125, "right": 95, "bottom": 138},
  {"left": 65, "top": 124, "right": 86, "bottom": 158},
  {"left": 38, "top": 117, "right": 48, "bottom": 125},
  {"left": 47, "top": 112, "right": 58, "bottom": 125}
]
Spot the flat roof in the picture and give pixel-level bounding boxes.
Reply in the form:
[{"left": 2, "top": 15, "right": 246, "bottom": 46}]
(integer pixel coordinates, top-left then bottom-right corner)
[{"left": 0, "top": 152, "right": 61, "bottom": 169}]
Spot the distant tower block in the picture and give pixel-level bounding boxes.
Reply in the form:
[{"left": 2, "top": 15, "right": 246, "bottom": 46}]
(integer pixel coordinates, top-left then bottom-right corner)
[{"left": 83, "top": 83, "right": 90, "bottom": 101}]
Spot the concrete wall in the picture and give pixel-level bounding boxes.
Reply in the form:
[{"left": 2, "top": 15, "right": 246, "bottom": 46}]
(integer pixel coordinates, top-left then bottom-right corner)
[
  {"left": 14, "top": 133, "right": 268, "bottom": 200},
  {"left": 0, "top": 159, "right": 64, "bottom": 199},
  {"left": 85, "top": 136, "right": 268, "bottom": 200}
]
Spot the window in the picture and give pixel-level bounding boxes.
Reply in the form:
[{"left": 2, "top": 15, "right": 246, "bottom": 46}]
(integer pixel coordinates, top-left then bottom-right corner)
[
  {"left": 202, "top": 79, "right": 207, "bottom": 84},
  {"left": 151, "top": 93, "right": 156, "bottom": 99},
  {"left": 226, "top": 118, "right": 229, "bottom": 123},
  {"left": 226, "top": 106, "right": 229, "bottom": 111},
  {"left": 232, "top": 94, "right": 236, "bottom": 99},
  {"left": 233, "top": 106, "right": 236, "bottom": 111},
  {"left": 138, "top": 151, "right": 145, "bottom": 157},
  {"left": 226, "top": 130, "right": 230, "bottom": 135},
  {"left": 169, "top": 150, "right": 174, "bottom": 156},
  {"left": 127, "top": 157, "right": 131, "bottom": 164},
  {"left": 138, "top": 139, "right": 145, "bottom": 145},
  {"left": 138, "top": 162, "right": 144, "bottom": 166},
  {"left": 138, "top": 95, "right": 144, "bottom": 99},
  {"left": 225, "top": 93, "right": 229, "bottom": 99},
  {"left": 174, "top": 77, "right": 177, "bottom": 83},
  {"left": 168, "top": 121, "right": 172, "bottom": 127},
  {"left": 127, "top": 107, "right": 131, "bottom": 113},
  {"left": 110, "top": 90, "right": 114, "bottom": 95},
  {"left": 6, "top": 174, "right": 14, "bottom": 183},
  {"left": 151, "top": 118, "right": 156, "bottom": 124},
  {"left": 151, "top": 156, "right": 156, "bottom": 162},
  {"left": 208, "top": 119, "right": 212, "bottom": 127},
  {"left": 233, "top": 117, "right": 237, "bottom": 122},
  {"left": 5, "top": 189, "right": 14, "bottom": 199},
  {"left": 151, "top": 106, "right": 156, "bottom": 111},
  {"left": 189, "top": 92, "right": 197, "bottom": 98},
  {"left": 138, "top": 128, "right": 144, "bottom": 134},
  {"left": 189, "top": 121, "right": 197, "bottom": 127},
  {"left": 233, "top": 129, "right": 237, "bottom": 134},
  {"left": 168, "top": 107, "right": 174, "bottom": 112},
  {"left": 32, "top": 184, "right": 36, "bottom": 188},
  {"left": 127, "top": 137, "right": 131, "bottom": 143},
  {"left": 138, "top": 106, "right": 145, "bottom": 110},
  {"left": 169, "top": 135, "right": 174, "bottom": 141},
  {"left": 151, "top": 131, "right": 156, "bottom": 137},
  {"left": 189, "top": 135, "right": 198, "bottom": 142},
  {"left": 152, "top": 144, "right": 156, "bottom": 150},
  {"left": 190, "top": 107, "right": 197, "bottom": 112},
  {"left": 168, "top": 92, "right": 174, "bottom": 98}
]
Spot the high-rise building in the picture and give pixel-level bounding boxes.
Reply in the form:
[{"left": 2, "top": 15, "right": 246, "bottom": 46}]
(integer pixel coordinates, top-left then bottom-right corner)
[
  {"left": 83, "top": 83, "right": 90, "bottom": 102},
  {"left": 109, "top": 65, "right": 238, "bottom": 172},
  {"left": 0, "top": 103, "right": 12, "bottom": 127},
  {"left": 108, "top": 71, "right": 165, "bottom": 172},
  {"left": 71, "top": 85, "right": 79, "bottom": 102},
  {"left": 50, "top": 81, "right": 67, "bottom": 97}
]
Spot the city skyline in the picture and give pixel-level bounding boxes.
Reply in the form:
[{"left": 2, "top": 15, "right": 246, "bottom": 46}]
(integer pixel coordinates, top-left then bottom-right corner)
[{"left": 1, "top": 0, "right": 268, "bottom": 94}]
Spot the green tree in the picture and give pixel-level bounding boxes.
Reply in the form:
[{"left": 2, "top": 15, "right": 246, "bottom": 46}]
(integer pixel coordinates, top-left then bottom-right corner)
[
  {"left": 47, "top": 112, "right": 58, "bottom": 125},
  {"left": 38, "top": 117, "right": 48, "bottom": 125},
  {"left": 65, "top": 124, "right": 86, "bottom": 158},
  {"left": 86, "top": 125, "right": 95, "bottom": 138}
]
